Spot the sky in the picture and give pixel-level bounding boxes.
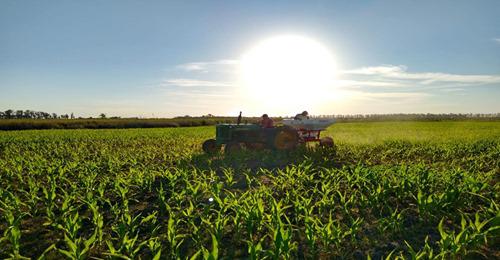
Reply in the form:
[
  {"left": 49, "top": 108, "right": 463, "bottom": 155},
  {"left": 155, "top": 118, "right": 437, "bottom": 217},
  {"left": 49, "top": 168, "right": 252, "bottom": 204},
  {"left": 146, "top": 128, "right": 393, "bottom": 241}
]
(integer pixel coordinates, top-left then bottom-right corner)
[{"left": 1, "top": 0, "right": 499, "bottom": 118}]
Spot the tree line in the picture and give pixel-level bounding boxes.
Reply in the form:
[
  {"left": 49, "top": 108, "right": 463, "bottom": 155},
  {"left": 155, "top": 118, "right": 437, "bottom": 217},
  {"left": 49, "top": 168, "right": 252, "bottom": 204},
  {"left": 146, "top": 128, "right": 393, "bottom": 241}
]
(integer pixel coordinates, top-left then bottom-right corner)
[
  {"left": 0, "top": 109, "right": 76, "bottom": 119},
  {"left": 2, "top": 109, "right": 499, "bottom": 121}
]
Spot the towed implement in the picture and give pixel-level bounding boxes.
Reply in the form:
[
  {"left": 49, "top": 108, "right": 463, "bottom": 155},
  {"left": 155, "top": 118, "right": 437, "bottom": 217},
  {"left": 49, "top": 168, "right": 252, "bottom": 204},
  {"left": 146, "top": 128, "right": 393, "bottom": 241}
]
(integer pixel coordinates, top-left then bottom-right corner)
[{"left": 202, "top": 116, "right": 335, "bottom": 154}]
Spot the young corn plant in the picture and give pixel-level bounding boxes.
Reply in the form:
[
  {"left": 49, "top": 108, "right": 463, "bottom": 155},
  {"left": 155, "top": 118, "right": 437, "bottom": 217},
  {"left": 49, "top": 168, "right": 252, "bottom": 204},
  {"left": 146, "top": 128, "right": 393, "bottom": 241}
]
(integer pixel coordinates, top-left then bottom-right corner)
[
  {"left": 146, "top": 237, "right": 162, "bottom": 260},
  {"left": 1, "top": 209, "right": 29, "bottom": 259},
  {"left": 56, "top": 212, "right": 98, "bottom": 260},
  {"left": 85, "top": 200, "right": 104, "bottom": 243},
  {"left": 266, "top": 221, "right": 296, "bottom": 260},
  {"left": 189, "top": 233, "right": 218, "bottom": 260},
  {"left": 243, "top": 197, "right": 265, "bottom": 238},
  {"left": 104, "top": 208, "right": 150, "bottom": 258},
  {"left": 402, "top": 236, "right": 435, "bottom": 260},
  {"left": 201, "top": 211, "right": 229, "bottom": 243},
  {"left": 42, "top": 181, "right": 57, "bottom": 224},
  {"left": 165, "top": 215, "right": 185, "bottom": 258},
  {"left": 303, "top": 214, "right": 319, "bottom": 258},
  {"left": 436, "top": 214, "right": 500, "bottom": 258},
  {"left": 265, "top": 198, "right": 296, "bottom": 259},
  {"left": 316, "top": 214, "right": 346, "bottom": 250},
  {"left": 378, "top": 208, "right": 405, "bottom": 234},
  {"left": 245, "top": 235, "right": 267, "bottom": 260}
]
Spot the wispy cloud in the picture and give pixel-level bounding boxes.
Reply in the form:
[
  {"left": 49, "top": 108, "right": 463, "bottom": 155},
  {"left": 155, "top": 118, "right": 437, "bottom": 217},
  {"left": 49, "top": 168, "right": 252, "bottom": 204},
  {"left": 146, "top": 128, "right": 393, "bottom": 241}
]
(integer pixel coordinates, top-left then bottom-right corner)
[
  {"left": 358, "top": 91, "right": 430, "bottom": 99},
  {"left": 342, "top": 65, "right": 500, "bottom": 85},
  {"left": 342, "top": 65, "right": 407, "bottom": 75},
  {"left": 493, "top": 38, "right": 500, "bottom": 44},
  {"left": 336, "top": 79, "right": 405, "bottom": 88},
  {"left": 176, "top": 59, "right": 239, "bottom": 72},
  {"left": 161, "top": 78, "right": 234, "bottom": 87},
  {"left": 440, "top": 88, "right": 465, "bottom": 92}
]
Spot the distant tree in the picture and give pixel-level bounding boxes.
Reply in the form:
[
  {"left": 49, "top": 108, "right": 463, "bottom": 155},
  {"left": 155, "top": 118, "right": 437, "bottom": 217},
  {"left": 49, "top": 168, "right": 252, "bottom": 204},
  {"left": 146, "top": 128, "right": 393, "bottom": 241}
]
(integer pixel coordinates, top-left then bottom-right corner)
[
  {"left": 0, "top": 111, "right": 4, "bottom": 119},
  {"left": 5, "top": 110, "right": 13, "bottom": 119},
  {"left": 99, "top": 113, "right": 106, "bottom": 119},
  {"left": 15, "top": 110, "right": 23, "bottom": 119},
  {"left": 24, "top": 110, "right": 34, "bottom": 119},
  {"left": 70, "top": 113, "right": 74, "bottom": 119},
  {"left": 52, "top": 113, "right": 58, "bottom": 119}
]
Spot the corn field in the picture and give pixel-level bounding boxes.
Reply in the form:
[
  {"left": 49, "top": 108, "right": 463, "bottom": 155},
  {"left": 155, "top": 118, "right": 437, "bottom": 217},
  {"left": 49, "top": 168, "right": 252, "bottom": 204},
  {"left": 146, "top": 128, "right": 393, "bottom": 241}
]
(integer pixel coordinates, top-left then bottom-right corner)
[{"left": 0, "top": 121, "right": 499, "bottom": 259}]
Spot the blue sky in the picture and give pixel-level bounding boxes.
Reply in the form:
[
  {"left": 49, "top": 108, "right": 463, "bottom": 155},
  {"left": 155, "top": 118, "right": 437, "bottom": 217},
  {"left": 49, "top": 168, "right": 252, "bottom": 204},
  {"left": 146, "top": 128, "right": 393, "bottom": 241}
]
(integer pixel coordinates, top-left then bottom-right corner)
[{"left": 1, "top": 0, "right": 499, "bottom": 117}]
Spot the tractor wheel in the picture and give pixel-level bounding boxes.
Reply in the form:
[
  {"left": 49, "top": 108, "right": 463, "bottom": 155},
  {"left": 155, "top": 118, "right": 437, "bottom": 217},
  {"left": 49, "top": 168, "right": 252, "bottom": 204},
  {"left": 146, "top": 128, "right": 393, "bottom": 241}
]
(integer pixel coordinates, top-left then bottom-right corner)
[
  {"left": 319, "top": 137, "right": 334, "bottom": 147},
  {"left": 225, "top": 142, "right": 242, "bottom": 155},
  {"left": 274, "top": 128, "right": 299, "bottom": 150},
  {"left": 202, "top": 139, "right": 220, "bottom": 154}
]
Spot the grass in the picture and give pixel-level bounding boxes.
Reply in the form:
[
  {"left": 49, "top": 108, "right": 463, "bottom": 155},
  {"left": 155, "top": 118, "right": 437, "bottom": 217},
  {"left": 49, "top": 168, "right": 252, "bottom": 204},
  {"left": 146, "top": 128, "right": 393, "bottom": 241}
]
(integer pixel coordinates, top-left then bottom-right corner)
[{"left": 0, "top": 121, "right": 499, "bottom": 259}]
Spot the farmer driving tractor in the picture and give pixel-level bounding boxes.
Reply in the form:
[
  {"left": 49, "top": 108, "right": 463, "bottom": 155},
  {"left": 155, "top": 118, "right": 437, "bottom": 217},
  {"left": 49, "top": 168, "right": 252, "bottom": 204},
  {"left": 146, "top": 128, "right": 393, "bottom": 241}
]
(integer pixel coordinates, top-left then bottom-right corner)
[{"left": 259, "top": 114, "right": 274, "bottom": 128}]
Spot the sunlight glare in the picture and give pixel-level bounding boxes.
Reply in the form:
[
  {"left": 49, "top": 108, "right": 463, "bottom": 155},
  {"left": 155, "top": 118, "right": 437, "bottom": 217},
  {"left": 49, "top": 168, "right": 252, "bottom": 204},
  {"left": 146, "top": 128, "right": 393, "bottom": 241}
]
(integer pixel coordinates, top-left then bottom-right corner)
[{"left": 240, "top": 35, "right": 338, "bottom": 114}]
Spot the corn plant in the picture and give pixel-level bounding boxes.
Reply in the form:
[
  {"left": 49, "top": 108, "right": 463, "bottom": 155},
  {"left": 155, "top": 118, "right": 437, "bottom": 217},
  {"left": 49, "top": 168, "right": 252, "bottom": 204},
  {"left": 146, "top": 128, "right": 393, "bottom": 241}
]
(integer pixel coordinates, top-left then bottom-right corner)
[
  {"left": 436, "top": 214, "right": 500, "bottom": 257},
  {"left": 1, "top": 209, "right": 29, "bottom": 259}
]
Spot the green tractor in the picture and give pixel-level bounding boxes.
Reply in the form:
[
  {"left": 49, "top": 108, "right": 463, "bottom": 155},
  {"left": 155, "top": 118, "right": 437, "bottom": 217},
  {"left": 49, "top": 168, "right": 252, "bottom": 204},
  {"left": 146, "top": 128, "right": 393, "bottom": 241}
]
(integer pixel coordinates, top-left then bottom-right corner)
[
  {"left": 202, "top": 124, "right": 300, "bottom": 154},
  {"left": 202, "top": 112, "right": 336, "bottom": 154}
]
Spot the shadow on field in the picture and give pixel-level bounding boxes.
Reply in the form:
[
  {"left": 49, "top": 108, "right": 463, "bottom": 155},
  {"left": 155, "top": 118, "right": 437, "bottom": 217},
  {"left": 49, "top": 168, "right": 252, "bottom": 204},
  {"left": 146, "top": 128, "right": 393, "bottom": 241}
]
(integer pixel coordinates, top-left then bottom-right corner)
[
  {"left": 175, "top": 146, "right": 341, "bottom": 189},
  {"left": 187, "top": 145, "right": 339, "bottom": 171}
]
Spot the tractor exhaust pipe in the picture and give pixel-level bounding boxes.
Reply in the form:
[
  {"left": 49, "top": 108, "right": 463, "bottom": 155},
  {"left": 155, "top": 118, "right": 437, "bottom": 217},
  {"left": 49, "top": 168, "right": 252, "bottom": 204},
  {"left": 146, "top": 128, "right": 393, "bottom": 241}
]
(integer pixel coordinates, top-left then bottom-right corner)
[{"left": 237, "top": 111, "right": 242, "bottom": 125}]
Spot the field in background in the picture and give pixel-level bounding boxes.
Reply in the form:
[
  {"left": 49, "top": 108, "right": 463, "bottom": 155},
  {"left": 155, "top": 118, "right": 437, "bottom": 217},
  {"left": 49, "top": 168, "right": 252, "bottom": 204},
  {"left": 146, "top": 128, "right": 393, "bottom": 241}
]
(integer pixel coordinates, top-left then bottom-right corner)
[
  {"left": 0, "top": 113, "right": 498, "bottom": 130},
  {"left": 0, "top": 117, "right": 244, "bottom": 130},
  {"left": 0, "top": 121, "right": 499, "bottom": 258}
]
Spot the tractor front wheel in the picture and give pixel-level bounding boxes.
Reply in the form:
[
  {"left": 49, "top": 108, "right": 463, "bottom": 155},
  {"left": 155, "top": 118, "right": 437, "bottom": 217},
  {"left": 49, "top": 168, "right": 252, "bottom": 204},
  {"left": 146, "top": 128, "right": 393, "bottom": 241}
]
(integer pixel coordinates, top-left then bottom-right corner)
[{"left": 202, "top": 139, "right": 221, "bottom": 154}]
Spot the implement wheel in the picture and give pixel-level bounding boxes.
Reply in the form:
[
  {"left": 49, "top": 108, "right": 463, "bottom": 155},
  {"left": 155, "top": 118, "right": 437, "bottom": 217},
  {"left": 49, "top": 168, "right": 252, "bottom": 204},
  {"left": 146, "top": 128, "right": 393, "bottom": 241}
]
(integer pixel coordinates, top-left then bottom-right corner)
[
  {"left": 225, "top": 142, "right": 242, "bottom": 155},
  {"left": 319, "top": 137, "right": 334, "bottom": 147},
  {"left": 202, "top": 139, "right": 221, "bottom": 154},
  {"left": 274, "top": 128, "right": 299, "bottom": 150}
]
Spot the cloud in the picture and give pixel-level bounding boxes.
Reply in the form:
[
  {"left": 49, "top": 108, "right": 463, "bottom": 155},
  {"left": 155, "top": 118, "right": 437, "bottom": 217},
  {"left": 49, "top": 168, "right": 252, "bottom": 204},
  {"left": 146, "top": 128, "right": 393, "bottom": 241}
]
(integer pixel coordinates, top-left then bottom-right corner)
[
  {"left": 342, "top": 65, "right": 406, "bottom": 75},
  {"left": 440, "top": 88, "right": 465, "bottom": 92},
  {"left": 358, "top": 92, "right": 430, "bottom": 98},
  {"left": 350, "top": 91, "right": 430, "bottom": 103},
  {"left": 336, "top": 79, "right": 405, "bottom": 88},
  {"left": 161, "top": 78, "right": 234, "bottom": 88},
  {"left": 493, "top": 38, "right": 500, "bottom": 44},
  {"left": 176, "top": 59, "right": 239, "bottom": 72},
  {"left": 342, "top": 65, "right": 500, "bottom": 85}
]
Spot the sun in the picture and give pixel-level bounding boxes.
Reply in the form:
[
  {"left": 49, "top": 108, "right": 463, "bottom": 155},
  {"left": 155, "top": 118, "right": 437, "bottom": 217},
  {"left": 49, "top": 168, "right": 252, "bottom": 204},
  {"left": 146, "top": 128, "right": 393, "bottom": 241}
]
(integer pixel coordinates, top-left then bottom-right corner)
[{"left": 240, "top": 35, "right": 337, "bottom": 114}]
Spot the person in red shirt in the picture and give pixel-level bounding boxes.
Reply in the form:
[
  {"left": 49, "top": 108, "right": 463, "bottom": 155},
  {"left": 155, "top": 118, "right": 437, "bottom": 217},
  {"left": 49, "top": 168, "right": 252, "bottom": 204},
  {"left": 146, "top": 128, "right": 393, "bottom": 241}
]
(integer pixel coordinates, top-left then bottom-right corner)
[{"left": 259, "top": 114, "right": 274, "bottom": 128}]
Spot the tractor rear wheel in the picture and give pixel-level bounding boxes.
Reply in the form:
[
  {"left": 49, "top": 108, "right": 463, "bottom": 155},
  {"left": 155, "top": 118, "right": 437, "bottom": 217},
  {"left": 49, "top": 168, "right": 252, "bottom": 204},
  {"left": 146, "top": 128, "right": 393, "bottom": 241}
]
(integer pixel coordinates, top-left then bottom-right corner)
[
  {"left": 274, "top": 128, "right": 299, "bottom": 150},
  {"left": 225, "top": 142, "right": 242, "bottom": 155},
  {"left": 202, "top": 139, "right": 220, "bottom": 154}
]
